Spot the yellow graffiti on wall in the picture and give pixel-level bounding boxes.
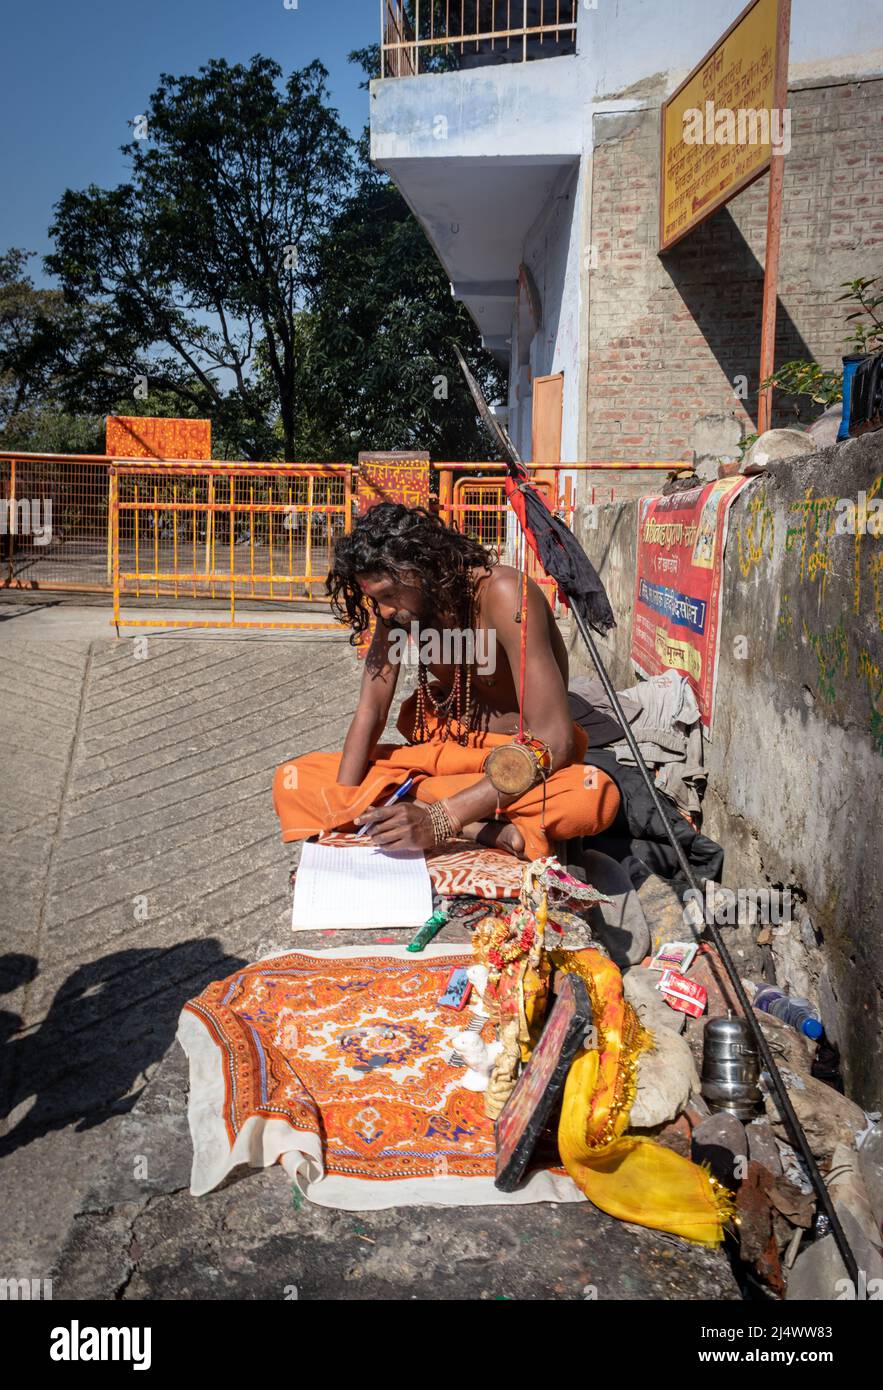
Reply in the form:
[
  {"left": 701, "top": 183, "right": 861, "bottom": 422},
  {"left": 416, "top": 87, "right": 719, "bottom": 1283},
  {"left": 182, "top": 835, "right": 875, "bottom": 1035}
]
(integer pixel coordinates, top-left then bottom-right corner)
[
  {"left": 784, "top": 474, "right": 883, "bottom": 628},
  {"left": 735, "top": 487, "right": 776, "bottom": 577},
  {"left": 857, "top": 646, "right": 883, "bottom": 754},
  {"left": 730, "top": 473, "right": 882, "bottom": 748},
  {"left": 786, "top": 488, "right": 840, "bottom": 597},
  {"left": 853, "top": 473, "right": 883, "bottom": 626},
  {"left": 802, "top": 619, "right": 850, "bottom": 704},
  {"left": 776, "top": 592, "right": 793, "bottom": 641}
]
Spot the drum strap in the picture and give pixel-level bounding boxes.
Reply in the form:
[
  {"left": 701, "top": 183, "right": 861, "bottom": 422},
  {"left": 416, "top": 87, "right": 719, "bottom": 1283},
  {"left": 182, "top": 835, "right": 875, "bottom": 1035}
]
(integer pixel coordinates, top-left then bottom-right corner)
[{"left": 517, "top": 554, "right": 528, "bottom": 743}]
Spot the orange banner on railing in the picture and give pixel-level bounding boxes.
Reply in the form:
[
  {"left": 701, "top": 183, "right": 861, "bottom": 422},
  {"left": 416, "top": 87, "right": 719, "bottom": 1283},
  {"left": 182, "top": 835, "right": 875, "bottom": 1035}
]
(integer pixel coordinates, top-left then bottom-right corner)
[{"left": 106, "top": 416, "right": 212, "bottom": 461}]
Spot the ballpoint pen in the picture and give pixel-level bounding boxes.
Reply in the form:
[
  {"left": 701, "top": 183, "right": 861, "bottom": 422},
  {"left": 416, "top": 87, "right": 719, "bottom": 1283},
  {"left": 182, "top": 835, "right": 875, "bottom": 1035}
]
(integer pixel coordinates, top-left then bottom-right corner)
[{"left": 355, "top": 776, "right": 416, "bottom": 839}]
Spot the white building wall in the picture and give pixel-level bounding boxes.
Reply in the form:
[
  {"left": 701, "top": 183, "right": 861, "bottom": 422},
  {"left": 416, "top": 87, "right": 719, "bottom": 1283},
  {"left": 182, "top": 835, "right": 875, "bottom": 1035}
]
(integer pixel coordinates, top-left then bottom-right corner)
[
  {"left": 581, "top": 0, "right": 883, "bottom": 99},
  {"left": 373, "top": 0, "right": 883, "bottom": 462},
  {"left": 523, "top": 164, "right": 583, "bottom": 460}
]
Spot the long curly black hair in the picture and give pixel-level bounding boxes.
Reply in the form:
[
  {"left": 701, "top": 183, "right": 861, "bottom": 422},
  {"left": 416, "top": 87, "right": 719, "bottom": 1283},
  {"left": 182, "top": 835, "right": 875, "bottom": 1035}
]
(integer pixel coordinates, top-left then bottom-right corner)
[{"left": 327, "top": 503, "right": 495, "bottom": 643}]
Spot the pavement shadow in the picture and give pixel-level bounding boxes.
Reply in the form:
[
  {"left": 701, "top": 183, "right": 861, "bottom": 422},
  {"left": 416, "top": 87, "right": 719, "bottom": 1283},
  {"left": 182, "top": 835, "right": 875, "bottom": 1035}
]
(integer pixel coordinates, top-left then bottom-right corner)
[
  {"left": 0, "top": 600, "right": 64, "bottom": 623},
  {"left": 0, "top": 939, "right": 246, "bottom": 1158},
  {"left": 0, "top": 953, "right": 39, "bottom": 1075}
]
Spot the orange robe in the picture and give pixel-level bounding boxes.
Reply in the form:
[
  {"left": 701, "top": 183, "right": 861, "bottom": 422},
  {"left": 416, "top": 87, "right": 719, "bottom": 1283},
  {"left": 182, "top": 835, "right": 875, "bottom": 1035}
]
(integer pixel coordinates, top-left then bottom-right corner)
[{"left": 272, "top": 691, "right": 620, "bottom": 863}]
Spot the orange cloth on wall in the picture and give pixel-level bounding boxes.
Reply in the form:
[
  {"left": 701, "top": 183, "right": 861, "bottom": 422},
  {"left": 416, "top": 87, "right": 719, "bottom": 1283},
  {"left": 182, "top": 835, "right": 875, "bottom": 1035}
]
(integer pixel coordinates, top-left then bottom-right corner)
[{"left": 273, "top": 693, "right": 620, "bottom": 863}]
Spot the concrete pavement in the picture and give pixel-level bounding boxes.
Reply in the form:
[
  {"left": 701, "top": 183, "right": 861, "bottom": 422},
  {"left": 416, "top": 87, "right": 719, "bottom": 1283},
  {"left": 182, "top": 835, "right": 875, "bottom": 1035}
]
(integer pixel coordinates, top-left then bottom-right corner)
[{"left": 0, "top": 593, "right": 740, "bottom": 1300}]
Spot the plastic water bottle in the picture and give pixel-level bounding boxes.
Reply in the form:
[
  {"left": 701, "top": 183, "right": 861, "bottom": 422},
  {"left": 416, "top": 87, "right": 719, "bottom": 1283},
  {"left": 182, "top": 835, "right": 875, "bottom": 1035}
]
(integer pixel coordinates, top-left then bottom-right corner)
[{"left": 752, "top": 985, "right": 823, "bottom": 1040}]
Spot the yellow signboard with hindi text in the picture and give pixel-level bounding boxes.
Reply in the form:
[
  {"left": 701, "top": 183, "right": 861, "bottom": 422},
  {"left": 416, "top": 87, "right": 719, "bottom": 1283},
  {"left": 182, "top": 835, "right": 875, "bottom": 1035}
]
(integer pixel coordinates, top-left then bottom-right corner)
[{"left": 660, "top": 0, "right": 785, "bottom": 252}]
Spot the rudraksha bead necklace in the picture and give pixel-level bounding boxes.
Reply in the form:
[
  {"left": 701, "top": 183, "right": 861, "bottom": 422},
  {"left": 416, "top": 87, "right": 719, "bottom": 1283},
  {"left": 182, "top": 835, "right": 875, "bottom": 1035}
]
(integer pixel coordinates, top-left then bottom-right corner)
[{"left": 411, "top": 575, "right": 478, "bottom": 746}]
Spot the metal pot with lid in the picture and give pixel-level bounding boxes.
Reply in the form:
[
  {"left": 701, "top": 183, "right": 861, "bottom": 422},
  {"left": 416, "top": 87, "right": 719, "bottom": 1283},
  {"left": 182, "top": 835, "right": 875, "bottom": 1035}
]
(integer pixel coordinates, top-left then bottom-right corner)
[{"left": 700, "top": 1011, "right": 762, "bottom": 1119}]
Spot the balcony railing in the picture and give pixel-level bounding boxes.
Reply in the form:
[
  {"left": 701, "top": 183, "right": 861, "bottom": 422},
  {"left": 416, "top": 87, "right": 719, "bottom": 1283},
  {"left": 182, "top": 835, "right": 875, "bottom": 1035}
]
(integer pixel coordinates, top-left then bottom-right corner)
[{"left": 380, "top": 1, "right": 578, "bottom": 78}]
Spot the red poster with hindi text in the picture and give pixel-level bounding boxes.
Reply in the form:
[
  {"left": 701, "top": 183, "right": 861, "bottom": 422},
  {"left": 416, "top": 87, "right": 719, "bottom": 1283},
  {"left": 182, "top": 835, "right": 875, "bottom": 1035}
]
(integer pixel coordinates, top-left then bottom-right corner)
[{"left": 630, "top": 476, "right": 751, "bottom": 732}]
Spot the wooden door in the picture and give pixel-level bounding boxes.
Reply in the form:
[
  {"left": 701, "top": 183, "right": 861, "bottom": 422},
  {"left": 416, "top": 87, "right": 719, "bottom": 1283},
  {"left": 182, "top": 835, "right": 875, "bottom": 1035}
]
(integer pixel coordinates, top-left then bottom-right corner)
[
  {"left": 531, "top": 373, "right": 563, "bottom": 466},
  {"left": 529, "top": 372, "right": 564, "bottom": 610}
]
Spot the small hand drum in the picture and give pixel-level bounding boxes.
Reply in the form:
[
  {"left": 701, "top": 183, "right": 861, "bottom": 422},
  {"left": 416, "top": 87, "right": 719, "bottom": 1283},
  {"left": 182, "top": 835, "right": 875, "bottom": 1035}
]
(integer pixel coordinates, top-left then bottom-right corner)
[{"left": 484, "top": 737, "right": 551, "bottom": 797}]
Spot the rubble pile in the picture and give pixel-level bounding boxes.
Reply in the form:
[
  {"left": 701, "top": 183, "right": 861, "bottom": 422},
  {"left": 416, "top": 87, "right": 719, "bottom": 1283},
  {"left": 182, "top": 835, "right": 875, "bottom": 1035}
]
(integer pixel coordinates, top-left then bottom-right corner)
[{"left": 622, "top": 877, "right": 882, "bottom": 1299}]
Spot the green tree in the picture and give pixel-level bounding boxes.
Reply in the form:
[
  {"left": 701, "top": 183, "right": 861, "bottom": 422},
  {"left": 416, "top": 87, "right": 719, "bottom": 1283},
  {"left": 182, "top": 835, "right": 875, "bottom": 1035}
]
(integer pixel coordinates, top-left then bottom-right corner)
[
  {"left": 10, "top": 48, "right": 503, "bottom": 465},
  {"left": 297, "top": 50, "right": 506, "bottom": 461},
  {"left": 0, "top": 248, "right": 105, "bottom": 452},
  {"left": 46, "top": 57, "right": 353, "bottom": 460}
]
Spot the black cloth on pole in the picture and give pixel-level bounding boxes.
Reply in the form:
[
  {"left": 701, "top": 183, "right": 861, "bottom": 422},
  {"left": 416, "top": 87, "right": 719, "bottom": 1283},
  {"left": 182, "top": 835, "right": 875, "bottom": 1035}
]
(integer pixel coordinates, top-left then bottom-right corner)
[{"left": 511, "top": 481, "right": 616, "bottom": 637}]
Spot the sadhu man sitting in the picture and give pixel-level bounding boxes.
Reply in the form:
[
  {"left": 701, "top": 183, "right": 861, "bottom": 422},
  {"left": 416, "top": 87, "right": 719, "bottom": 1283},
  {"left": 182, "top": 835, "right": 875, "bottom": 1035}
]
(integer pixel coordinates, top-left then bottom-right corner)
[{"left": 273, "top": 502, "right": 620, "bottom": 861}]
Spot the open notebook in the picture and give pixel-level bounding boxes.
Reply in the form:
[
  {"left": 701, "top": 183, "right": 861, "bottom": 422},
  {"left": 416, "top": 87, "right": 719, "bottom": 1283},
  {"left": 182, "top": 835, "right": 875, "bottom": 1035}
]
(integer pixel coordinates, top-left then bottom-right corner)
[{"left": 291, "top": 840, "right": 434, "bottom": 931}]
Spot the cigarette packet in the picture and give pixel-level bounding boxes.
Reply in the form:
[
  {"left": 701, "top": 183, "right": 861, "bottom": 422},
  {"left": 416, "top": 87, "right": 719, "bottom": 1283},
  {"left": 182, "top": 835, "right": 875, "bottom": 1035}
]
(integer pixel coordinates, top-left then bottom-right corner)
[
  {"left": 657, "top": 968, "right": 707, "bottom": 1018},
  {"left": 649, "top": 941, "right": 698, "bottom": 973}
]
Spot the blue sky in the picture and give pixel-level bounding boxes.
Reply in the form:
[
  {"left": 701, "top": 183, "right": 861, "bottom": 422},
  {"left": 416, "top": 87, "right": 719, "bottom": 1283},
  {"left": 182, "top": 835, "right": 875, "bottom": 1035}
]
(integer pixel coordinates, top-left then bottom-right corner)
[{"left": 1, "top": 0, "right": 376, "bottom": 282}]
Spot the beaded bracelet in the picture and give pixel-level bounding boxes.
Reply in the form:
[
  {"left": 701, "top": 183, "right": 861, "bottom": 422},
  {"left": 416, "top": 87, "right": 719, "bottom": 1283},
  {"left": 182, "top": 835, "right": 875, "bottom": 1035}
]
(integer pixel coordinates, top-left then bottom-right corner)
[{"left": 428, "top": 801, "right": 457, "bottom": 846}]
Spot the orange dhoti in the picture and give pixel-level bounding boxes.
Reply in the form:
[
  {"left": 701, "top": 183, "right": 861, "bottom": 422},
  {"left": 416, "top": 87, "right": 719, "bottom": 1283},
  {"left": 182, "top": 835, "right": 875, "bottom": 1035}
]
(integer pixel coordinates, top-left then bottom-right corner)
[{"left": 273, "top": 692, "right": 621, "bottom": 862}]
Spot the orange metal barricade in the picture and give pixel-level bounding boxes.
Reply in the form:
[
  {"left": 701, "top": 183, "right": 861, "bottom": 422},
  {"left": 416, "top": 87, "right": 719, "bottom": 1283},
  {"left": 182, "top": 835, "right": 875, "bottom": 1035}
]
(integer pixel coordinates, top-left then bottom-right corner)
[
  {"left": 435, "top": 461, "right": 676, "bottom": 613},
  {"left": 448, "top": 474, "right": 561, "bottom": 609},
  {"left": 110, "top": 462, "right": 353, "bottom": 632},
  {"left": 3, "top": 451, "right": 678, "bottom": 628},
  {"left": 1, "top": 453, "right": 114, "bottom": 592}
]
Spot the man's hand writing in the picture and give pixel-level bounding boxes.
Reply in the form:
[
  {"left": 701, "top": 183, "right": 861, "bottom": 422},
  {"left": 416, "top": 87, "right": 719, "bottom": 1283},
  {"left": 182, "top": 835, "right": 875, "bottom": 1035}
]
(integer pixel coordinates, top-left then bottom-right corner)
[{"left": 355, "top": 802, "right": 435, "bottom": 851}]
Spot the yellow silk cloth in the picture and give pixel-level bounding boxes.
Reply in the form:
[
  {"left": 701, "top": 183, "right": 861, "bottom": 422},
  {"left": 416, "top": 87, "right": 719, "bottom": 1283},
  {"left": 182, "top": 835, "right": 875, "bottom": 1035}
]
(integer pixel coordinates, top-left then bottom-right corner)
[{"left": 554, "top": 949, "right": 734, "bottom": 1247}]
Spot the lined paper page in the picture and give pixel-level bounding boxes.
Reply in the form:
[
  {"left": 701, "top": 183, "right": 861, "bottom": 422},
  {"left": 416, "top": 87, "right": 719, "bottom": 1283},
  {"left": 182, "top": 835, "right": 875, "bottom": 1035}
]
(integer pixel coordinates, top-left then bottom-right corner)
[{"left": 291, "top": 841, "right": 433, "bottom": 931}]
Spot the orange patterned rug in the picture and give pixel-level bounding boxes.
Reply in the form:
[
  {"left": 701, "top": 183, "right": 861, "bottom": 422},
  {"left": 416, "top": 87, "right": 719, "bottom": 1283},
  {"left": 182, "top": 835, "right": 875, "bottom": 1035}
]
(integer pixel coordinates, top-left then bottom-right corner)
[{"left": 178, "top": 944, "right": 583, "bottom": 1209}]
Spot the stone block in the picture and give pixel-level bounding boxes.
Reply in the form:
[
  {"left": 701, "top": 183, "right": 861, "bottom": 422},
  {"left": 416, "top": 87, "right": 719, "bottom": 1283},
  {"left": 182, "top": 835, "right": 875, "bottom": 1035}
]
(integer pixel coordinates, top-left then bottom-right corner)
[
  {"left": 857, "top": 1123, "right": 883, "bottom": 1234},
  {"left": 692, "top": 1111, "right": 747, "bottom": 1188},
  {"left": 631, "top": 1026, "right": 699, "bottom": 1129},
  {"left": 747, "top": 1118, "right": 783, "bottom": 1176},
  {"left": 762, "top": 1067, "right": 868, "bottom": 1167}
]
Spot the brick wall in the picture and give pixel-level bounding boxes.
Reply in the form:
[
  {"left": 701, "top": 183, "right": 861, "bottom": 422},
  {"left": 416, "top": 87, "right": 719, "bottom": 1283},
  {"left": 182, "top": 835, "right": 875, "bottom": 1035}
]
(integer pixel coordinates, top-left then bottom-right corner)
[{"left": 585, "top": 78, "right": 883, "bottom": 463}]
